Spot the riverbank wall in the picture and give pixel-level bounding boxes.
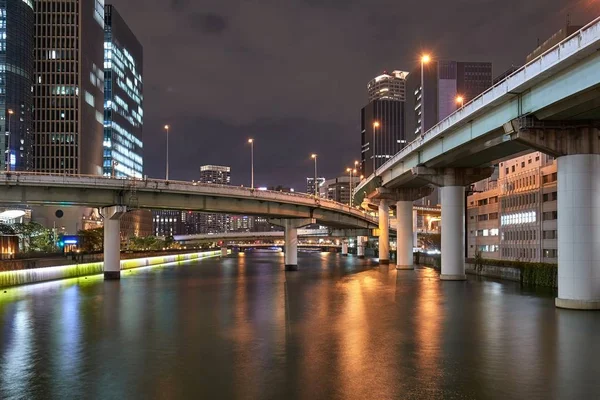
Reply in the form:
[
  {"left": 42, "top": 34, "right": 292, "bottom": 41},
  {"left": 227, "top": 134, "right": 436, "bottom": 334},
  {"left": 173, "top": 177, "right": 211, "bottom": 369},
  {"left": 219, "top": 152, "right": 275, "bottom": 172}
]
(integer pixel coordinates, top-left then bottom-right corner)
[{"left": 0, "top": 250, "right": 223, "bottom": 288}]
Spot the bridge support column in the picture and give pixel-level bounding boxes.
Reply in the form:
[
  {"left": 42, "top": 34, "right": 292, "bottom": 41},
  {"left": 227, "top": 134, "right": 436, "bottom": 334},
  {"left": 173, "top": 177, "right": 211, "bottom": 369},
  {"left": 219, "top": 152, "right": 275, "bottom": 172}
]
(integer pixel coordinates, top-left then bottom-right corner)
[
  {"left": 100, "top": 206, "right": 126, "bottom": 280},
  {"left": 284, "top": 220, "right": 299, "bottom": 270},
  {"left": 506, "top": 119, "right": 600, "bottom": 309},
  {"left": 440, "top": 186, "right": 466, "bottom": 280},
  {"left": 269, "top": 218, "right": 315, "bottom": 271},
  {"left": 341, "top": 241, "right": 349, "bottom": 256},
  {"left": 556, "top": 154, "right": 600, "bottom": 310},
  {"left": 411, "top": 166, "right": 494, "bottom": 281},
  {"left": 368, "top": 187, "right": 434, "bottom": 268},
  {"left": 378, "top": 200, "right": 390, "bottom": 264},
  {"left": 221, "top": 247, "right": 228, "bottom": 257},
  {"left": 357, "top": 236, "right": 366, "bottom": 258},
  {"left": 396, "top": 201, "right": 414, "bottom": 270}
]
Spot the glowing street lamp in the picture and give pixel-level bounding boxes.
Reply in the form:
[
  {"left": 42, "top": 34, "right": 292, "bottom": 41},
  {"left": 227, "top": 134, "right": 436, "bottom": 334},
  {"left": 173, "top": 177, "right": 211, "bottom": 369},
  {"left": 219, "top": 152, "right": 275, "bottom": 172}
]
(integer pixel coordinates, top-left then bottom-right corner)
[
  {"left": 456, "top": 95, "right": 464, "bottom": 109},
  {"left": 164, "top": 124, "right": 170, "bottom": 180},
  {"left": 347, "top": 167, "right": 358, "bottom": 207},
  {"left": 248, "top": 138, "right": 254, "bottom": 189},
  {"left": 420, "top": 54, "right": 431, "bottom": 135},
  {"left": 373, "top": 121, "right": 381, "bottom": 175}
]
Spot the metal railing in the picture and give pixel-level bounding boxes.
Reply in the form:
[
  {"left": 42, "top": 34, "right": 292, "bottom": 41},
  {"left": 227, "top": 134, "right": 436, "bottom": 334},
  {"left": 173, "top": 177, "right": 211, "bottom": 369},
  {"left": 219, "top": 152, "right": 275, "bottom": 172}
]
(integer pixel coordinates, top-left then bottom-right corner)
[
  {"left": 0, "top": 171, "right": 377, "bottom": 224},
  {"left": 355, "top": 16, "right": 600, "bottom": 194}
]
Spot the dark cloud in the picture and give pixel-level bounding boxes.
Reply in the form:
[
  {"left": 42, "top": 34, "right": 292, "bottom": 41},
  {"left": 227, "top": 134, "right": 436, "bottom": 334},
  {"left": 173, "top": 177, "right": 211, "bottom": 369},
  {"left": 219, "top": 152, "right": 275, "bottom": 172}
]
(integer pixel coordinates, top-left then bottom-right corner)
[
  {"left": 105, "top": 0, "right": 599, "bottom": 189},
  {"left": 188, "top": 12, "right": 229, "bottom": 35},
  {"left": 169, "top": 0, "right": 188, "bottom": 11}
]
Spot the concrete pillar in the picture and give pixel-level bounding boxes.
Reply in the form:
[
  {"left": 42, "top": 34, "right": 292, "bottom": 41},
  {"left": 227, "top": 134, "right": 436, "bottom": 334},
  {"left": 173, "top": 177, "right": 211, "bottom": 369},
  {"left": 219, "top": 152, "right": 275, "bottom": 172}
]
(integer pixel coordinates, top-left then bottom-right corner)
[
  {"left": 101, "top": 206, "right": 126, "bottom": 280},
  {"left": 341, "top": 241, "right": 349, "bottom": 256},
  {"left": 357, "top": 236, "right": 365, "bottom": 258},
  {"left": 556, "top": 154, "right": 600, "bottom": 310},
  {"left": 378, "top": 201, "right": 390, "bottom": 264},
  {"left": 221, "top": 247, "right": 228, "bottom": 257},
  {"left": 413, "top": 208, "right": 418, "bottom": 248},
  {"left": 440, "top": 186, "right": 466, "bottom": 280},
  {"left": 284, "top": 220, "right": 298, "bottom": 271},
  {"left": 396, "top": 201, "right": 414, "bottom": 270}
]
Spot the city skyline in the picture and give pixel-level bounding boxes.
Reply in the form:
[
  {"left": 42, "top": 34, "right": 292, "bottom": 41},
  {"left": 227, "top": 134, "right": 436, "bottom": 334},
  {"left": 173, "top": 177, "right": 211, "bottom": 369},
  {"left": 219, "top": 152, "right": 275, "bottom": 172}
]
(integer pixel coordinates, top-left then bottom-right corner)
[{"left": 106, "top": 0, "right": 597, "bottom": 191}]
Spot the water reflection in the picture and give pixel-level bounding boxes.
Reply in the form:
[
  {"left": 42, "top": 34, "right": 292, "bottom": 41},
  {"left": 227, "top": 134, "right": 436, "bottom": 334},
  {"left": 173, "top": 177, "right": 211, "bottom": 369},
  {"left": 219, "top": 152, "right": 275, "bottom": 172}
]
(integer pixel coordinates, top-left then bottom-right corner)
[{"left": 0, "top": 253, "right": 598, "bottom": 399}]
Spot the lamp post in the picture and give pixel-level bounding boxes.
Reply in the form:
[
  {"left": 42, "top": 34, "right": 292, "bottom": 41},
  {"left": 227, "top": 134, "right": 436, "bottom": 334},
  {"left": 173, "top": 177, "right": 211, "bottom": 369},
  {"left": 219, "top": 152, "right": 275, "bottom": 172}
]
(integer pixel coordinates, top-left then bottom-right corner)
[
  {"left": 311, "top": 154, "right": 318, "bottom": 197},
  {"left": 373, "top": 121, "right": 380, "bottom": 175},
  {"left": 248, "top": 138, "right": 254, "bottom": 189},
  {"left": 347, "top": 167, "right": 357, "bottom": 207},
  {"left": 164, "top": 124, "right": 170, "bottom": 180},
  {"left": 112, "top": 160, "right": 119, "bottom": 178},
  {"left": 420, "top": 54, "right": 431, "bottom": 135},
  {"left": 5, "top": 109, "right": 13, "bottom": 171},
  {"left": 456, "top": 95, "right": 464, "bottom": 109}
]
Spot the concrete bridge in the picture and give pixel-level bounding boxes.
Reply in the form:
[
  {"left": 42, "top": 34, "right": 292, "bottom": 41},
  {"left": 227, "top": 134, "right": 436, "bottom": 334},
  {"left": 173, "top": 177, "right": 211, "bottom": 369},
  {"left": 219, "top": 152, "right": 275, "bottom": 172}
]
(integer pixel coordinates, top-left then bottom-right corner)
[
  {"left": 0, "top": 172, "right": 377, "bottom": 273},
  {"left": 354, "top": 18, "right": 600, "bottom": 309}
]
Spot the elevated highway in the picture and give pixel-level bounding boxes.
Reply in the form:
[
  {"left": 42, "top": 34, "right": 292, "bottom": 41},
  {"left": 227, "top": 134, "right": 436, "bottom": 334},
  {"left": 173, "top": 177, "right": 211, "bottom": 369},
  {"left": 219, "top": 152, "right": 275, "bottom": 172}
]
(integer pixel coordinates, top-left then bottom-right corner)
[
  {"left": 0, "top": 172, "right": 377, "bottom": 273},
  {"left": 353, "top": 18, "right": 600, "bottom": 309}
]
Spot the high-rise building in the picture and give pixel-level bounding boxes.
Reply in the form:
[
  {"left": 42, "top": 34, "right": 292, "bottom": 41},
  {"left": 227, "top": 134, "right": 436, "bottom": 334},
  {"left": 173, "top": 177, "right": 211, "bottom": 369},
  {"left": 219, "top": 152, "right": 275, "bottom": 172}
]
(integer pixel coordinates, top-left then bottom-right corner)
[
  {"left": 0, "top": 0, "right": 35, "bottom": 172},
  {"left": 33, "top": 0, "right": 105, "bottom": 175},
  {"left": 31, "top": 0, "right": 105, "bottom": 233},
  {"left": 361, "top": 71, "right": 409, "bottom": 176},
  {"left": 367, "top": 70, "right": 409, "bottom": 102},
  {"left": 198, "top": 165, "right": 231, "bottom": 233},
  {"left": 306, "top": 177, "right": 325, "bottom": 196},
  {"left": 103, "top": 4, "right": 143, "bottom": 178},
  {"left": 153, "top": 210, "right": 184, "bottom": 237},
  {"left": 319, "top": 176, "right": 361, "bottom": 205},
  {"left": 103, "top": 5, "right": 149, "bottom": 239},
  {"left": 404, "top": 60, "right": 492, "bottom": 206},
  {"left": 200, "top": 165, "right": 231, "bottom": 185},
  {"left": 405, "top": 61, "right": 493, "bottom": 141}
]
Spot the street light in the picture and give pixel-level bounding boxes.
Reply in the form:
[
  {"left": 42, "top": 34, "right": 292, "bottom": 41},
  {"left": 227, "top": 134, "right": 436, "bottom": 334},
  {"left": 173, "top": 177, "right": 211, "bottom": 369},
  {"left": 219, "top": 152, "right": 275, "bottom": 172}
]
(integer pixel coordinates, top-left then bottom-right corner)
[
  {"left": 456, "top": 95, "right": 464, "bottom": 109},
  {"left": 112, "top": 160, "right": 119, "bottom": 178},
  {"left": 346, "top": 167, "right": 357, "bottom": 207},
  {"left": 420, "top": 54, "right": 431, "bottom": 135},
  {"left": 5, "top": 109, "right": 13, "bottom": 171},
  {"left": 248, "top": 138, "right": 254, "bottom": 189},
  {"left": 311, "top": 154, "right": 318, "bottom": 197},
  {"left": 164, "top": 124, "right": 170, "bottom": 180},
  {"left": 373, "top": 121, "right": 380, "bottom": 175}
]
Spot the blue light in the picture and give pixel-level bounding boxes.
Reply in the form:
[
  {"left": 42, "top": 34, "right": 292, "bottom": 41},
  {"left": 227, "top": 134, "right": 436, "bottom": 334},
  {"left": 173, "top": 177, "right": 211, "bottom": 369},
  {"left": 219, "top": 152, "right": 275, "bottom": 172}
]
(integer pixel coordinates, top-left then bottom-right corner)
[{"left": 64, "top": 240, "right": 78, "bottom": 245}]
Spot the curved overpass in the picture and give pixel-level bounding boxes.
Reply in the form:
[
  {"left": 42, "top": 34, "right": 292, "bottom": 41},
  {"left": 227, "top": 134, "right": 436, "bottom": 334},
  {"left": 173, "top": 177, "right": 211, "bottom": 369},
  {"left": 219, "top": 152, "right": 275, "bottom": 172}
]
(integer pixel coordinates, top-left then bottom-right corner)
[{"left": 0, "top": 172, "right": 376, "bottom": 229}]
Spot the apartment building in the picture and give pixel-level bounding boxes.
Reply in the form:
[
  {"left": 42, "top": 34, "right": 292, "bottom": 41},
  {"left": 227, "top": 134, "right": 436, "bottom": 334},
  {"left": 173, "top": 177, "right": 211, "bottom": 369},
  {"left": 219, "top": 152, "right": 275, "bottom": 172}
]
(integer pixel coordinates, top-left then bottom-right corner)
[{"left": 467, "top": 152, "right": 558, "bottom": 263}]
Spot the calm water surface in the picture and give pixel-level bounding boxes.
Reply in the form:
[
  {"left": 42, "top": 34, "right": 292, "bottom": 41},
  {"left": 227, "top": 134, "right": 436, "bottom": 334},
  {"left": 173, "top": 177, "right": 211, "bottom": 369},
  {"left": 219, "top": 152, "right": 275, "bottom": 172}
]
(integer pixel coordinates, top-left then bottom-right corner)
[{"left": 0, "top": 252, "right": 599, "bottom": 400}]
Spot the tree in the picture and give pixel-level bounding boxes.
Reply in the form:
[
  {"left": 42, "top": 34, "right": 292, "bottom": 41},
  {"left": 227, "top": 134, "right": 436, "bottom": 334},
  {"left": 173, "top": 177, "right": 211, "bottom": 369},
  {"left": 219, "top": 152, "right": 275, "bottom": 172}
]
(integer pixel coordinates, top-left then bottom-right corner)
[
  {"left": 78, "top": 228, "right": 104, "bottom": 252},
  {"left": 0, "top": 223, "right": 15, "bottom": 235},
  {"left": 13, "top": 222, "right": 51, "bottom": 252}
]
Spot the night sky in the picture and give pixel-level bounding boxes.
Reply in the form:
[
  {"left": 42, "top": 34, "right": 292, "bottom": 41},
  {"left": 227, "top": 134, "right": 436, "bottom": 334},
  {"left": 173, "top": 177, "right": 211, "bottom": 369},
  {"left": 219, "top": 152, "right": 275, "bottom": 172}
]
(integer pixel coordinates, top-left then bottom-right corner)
[{"left": 109, "top": 0, "right": 598, "bottom": 191}]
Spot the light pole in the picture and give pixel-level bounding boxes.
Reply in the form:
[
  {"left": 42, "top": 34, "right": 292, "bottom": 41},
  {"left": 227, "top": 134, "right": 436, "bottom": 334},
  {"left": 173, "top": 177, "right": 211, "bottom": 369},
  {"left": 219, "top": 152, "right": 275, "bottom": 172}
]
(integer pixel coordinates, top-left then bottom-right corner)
[
  {"left": 5, "top": 109, "right": 13, "bottom": 171},
  {"left": 456, "top": 95, "right": 464, "bottom": 109},
  {"left": 420, "top": 54, "right": 431, "bottom": 135},
  {"left": 347, "top": 167, "right": 357, "bottom": 207},
  {"left": 112, "top": 160, "right": 119, "bottom": 178},
  {"left": 248, "top": 138, "right": 254, "bottom": 189},
  {"left": 164, "top": 125, "right": 170, "bottom": 180},
  {"left": 373, "top": 121, "right": 380, "bottom": 175},
  {"left": 311, "top": 154, "right": 318, "bottom": 197}
]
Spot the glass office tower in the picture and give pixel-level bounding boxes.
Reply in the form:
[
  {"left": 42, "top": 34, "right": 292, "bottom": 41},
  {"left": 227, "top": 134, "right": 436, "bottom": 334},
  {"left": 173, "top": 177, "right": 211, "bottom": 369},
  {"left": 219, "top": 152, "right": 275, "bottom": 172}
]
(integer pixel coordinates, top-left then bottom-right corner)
[
  {"left": 0, "top": 0, "right": 34, "bottom": 171},
  {"left": 103, "top": 4, "right": 143, "bottom": 178}
]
